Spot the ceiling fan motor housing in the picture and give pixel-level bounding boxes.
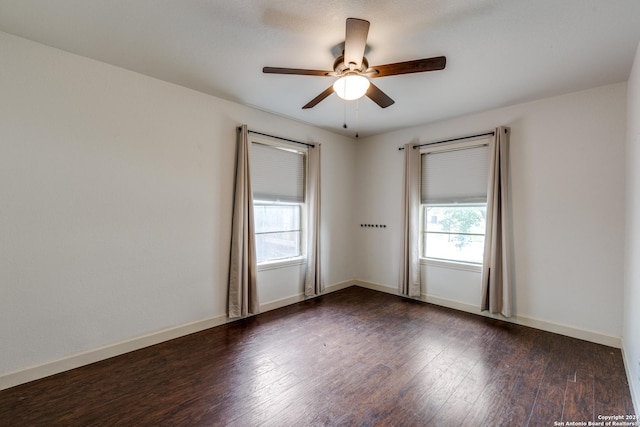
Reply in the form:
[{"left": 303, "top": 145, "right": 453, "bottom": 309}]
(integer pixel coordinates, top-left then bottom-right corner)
[{"left": 333, "top": 55, "right": 369, "bottom": 76}]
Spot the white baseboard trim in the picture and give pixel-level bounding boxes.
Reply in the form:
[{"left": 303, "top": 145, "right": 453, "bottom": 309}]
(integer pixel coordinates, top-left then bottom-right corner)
[
  {"left": 353, "top": 280, "right": 622, "bottom": 349},
  {"left": 0, "top": 279, "right": 355, "bottom": 391},
  {"left": 260, "top": 294, "right": 306, "bottom": 312},
  {"left": 3, "top": 278, "right": 621, "bottom": 392},
  {"left": 0, "top": 314, "right": 227, "bottom": 392},
  {"left": 621, "top": 339, "right": 640, "bottom": 416},
  {"left": 324, "top": 279, "right": 357, "bottom": 293},
  {"left": 258, "top": 280, "right": 355, "bottom": 312}
]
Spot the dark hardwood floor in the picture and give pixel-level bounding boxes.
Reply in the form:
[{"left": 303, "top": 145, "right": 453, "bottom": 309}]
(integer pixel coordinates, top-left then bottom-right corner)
[{"left": 0, "top": 286, "right": 634, "bottom": 426}]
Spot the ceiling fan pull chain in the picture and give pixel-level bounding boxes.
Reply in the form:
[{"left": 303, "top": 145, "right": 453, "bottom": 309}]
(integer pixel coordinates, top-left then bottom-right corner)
[
  {"left": 355, "top": 99, "right": 360, "bottom": 138},
  {"left": 343, "top": 100, "right": 348, "bottom": 129}
]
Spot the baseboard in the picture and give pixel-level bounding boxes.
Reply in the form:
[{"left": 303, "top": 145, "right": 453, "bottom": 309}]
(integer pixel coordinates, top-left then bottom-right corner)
[
  {"left": 0, "top": 279, "right": 355, "bottom": 391},
  {"left": 325, "top": 279, "right": 358, "bottom": 293},
  {"left": 0, "top": 314, "right": 228, "bottom": 391},
  {"left": 259, "top": 294, "right": 307, "bottom": 312},
  {"left": 353, "top": 280, "right": 622, "bottom": 348},
  {"left": 3, "top": 278, "right": 620, "bottom": 392},
  {"left": 621, "top": 339, "right": 640, "bottom": 415}
]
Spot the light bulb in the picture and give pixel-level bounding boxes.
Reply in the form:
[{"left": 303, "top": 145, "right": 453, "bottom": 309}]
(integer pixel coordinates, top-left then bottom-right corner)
[{"left": 333, "top": 74, "right": 370, "bottom": 101}]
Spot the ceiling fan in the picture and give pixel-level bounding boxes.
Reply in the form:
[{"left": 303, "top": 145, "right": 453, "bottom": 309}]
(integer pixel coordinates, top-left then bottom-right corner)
[{"left": 263, "top": 18, "right": 446, "bottom": 109}]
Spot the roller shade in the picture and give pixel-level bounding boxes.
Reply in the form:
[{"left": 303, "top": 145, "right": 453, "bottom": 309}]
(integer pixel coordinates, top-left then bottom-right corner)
[
  {"left": 421, "top": 144, "right": 489, "bottom": 204},
  {"left": 251, "top": 142, "right": 305, "bottom": 202}
]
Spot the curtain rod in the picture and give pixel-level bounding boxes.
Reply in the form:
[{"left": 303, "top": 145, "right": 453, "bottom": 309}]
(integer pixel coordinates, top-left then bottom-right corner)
[
  {"left": 240, "top": 128, "right": 315, "bottom": 148},
  {"left": 398, "top": 131, "right": 496, "bottom": 151}
]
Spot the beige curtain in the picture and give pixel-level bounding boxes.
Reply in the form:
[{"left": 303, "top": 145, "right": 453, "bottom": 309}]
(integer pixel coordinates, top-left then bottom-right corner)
[
  {"left": 305, "top": 143, "right": 323, "bottom": 297},
  {"left": 399, "top": 143, "right": 421, "bottom": 297},
  {"left": 228, "top": 125, "right": 259, "bottom": 318},
  {"left": 481, "top": 126, "right": 512, "bottom": 317}
]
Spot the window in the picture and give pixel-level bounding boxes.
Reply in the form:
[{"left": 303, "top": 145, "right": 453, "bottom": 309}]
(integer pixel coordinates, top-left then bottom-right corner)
[
  {"left": 250, "top": 139, "right": 306, "bottom": 264},
  {"left": 420, "top": 139, "right": 490, "bottom": 264},
  {"left": 422, "top": 204, "right": 486, "bottom": 264},
  {"left": 254, "top": 202, "right": 302, "bottom": 263}
]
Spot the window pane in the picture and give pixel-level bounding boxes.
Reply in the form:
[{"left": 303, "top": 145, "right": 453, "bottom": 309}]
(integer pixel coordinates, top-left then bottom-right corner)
[
  {"left": 255, "top": 231, "right": 301, "bottom": 263},
  {"left": 254, "top": 203, "right": 302, "bottom": 263},
  {"left": 424, "top": 232, "right": 485, "bottom": 264},
  {"left": 254, "top": 204, "right": 301, "bottom": 233},
  {"left": 423, "top": 204, "right": 486, "bottom": 264}
]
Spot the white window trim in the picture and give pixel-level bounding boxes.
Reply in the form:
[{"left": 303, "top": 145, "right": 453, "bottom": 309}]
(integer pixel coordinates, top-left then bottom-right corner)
[
  {"left": 250, "top": 134, "right": 308, "bottom": 154},
  {"left": 418, "top": 204, "right": 486, "bottom": 271},
  {"left": 254, "top": 200, "right": 306, "bottom": 266},
  {"left": 418, "top": 136, "right": 490, "bottom": 155},
  {"left": 420, "top": 257, "right": 483, "bottom": 273},
  {"left": 257, "top": 256, "right": 307, "bottom": 271},
  {"left": 419, "top": 136, "right": 490, "bottom": 270}
]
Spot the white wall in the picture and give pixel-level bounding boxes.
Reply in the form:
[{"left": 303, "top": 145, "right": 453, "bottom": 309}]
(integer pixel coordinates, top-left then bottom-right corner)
[
  {"left": 356, "top": 82, "right": 627, "bottom": 343},
  {"left": 0, "top": 31, "right": 357, "bottom": 380},
  {"left": 623, "top": 40, "right": 640, "bottom": 413},
  {"left": 0, "top": 27, "right": 632, "bottom": 392}
]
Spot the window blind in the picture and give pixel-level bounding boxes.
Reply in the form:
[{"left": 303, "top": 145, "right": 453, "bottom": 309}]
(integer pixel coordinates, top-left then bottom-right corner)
[
  {"left": 251, "top": 142, "right": 305, "bottom": 202},
  {"left": 421, "top": 144, "right": 490, "bottom": 204}
]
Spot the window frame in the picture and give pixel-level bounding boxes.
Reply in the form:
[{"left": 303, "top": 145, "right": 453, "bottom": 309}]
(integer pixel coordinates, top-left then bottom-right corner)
[
  {"left": 249, "top": 135, "right": 308, "bottom": 269},
  {"left": 253, "top": 200, "right": 305, "bottom": 266},
  {"left": 419, "top": 137, "right": 490, "bottom": 271},
  {"left": 420, "top": 203, "right": 487, "bottom": 269}
]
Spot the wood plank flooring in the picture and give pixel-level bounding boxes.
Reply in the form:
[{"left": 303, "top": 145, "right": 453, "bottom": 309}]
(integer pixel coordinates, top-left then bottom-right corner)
[{"left": 0, "top": 286, "right": 634, "bottom": 426}]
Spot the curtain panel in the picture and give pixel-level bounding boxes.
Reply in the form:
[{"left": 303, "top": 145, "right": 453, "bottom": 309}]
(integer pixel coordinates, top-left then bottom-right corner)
[
  {"left": 228, "top": 125, "right": 259, "bottom": 318},
  {"left": 304, "top": 143, "right": 323, "bottom": 297},
  {"left": 399, "top": 143, "right": 421, "bottom": 297},
  {"left": 481, "top": 126, "right": 512, "bottom": 317}
]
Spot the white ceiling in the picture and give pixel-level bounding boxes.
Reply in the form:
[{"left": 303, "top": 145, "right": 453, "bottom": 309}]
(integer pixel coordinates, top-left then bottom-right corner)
[{"left": 1, "top": 0, "right": 640, "bottom": 139}]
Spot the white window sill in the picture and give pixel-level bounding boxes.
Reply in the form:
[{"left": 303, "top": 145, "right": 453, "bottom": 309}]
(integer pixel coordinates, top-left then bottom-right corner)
[
  {"left": 257, "top": 257, "right": 307, "bottom": 271},
  {"left": 420, "top": 257, "right": 483, "bottom": 273}
]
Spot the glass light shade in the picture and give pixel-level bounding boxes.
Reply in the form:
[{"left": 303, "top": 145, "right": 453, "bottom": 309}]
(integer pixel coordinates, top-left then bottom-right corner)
[{"left": 333, "top": 74, "right": 370, "bottom": 101}]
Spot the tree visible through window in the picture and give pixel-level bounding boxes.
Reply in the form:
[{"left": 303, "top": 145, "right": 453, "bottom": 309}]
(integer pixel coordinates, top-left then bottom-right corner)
[{"left": 423, "top": 205, "right": 486, "bottom": 263}]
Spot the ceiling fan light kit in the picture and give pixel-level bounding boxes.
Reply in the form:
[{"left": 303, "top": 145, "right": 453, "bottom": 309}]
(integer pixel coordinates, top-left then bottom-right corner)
[
  {"left": 263, "top": 18, "right": 446, "bottom": 110},
  {"left": 333, "top": 74, "right": 370, "bottom": 100}
]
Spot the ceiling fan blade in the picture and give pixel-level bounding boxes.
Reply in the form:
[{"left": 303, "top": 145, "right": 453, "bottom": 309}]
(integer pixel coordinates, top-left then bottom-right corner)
[
  {"left": 344, "top": 18, "right": 370, "bottom": 70},
  {"left": 302, "top": 85, "right": 335, "bottom": 109},
  {"left": 370, "top": 56, "right": 446, "bottom": 78},
  {"left": 263, "top": 67, "right": 335, "bottom": 77},
  {"left": 366, "top": 82, "right": 395, "bottom": 108}
]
